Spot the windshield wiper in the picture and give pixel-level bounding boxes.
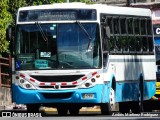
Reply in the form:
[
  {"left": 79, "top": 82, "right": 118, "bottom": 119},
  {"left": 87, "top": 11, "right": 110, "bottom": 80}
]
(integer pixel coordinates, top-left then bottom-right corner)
[
  {"left": 76, "top": 21, "right": 92, "bottom": 50},
  {"left": 35, "top": 21, "right": 48, "bottom": 42}
]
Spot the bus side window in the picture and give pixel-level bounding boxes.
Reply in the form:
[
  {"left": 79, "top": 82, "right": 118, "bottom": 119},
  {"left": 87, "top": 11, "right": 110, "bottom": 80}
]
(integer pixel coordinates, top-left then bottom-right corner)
[
  {"left": 127, "top": 18, "right": 135, "bottom": 52},
  {"left": 147, "top": 19, "right": 154, "bottom": 52},
  {"left": 134, "top": 18, "right": 142, "bottom": 52},
  {"left": 113, "top": 17, "right": 122, "bottom": 53},
  {"left": 120, "top": 17, "right": 128, "bottom": 52},
  {"left": 107, "top": 17, "right": 114, "bottom": 52},
  {"left": 141, "top": 18, "right": 148, "bottom": 52}
]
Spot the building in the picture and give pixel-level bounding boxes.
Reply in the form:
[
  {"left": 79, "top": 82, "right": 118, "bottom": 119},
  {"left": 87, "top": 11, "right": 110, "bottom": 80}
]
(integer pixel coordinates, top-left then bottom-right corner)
[{"left": 94, "top": 0, "right": 160, "bottom": 6}]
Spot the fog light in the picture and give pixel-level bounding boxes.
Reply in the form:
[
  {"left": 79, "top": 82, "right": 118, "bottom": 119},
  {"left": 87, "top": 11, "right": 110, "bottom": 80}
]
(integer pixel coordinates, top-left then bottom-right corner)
[
  {"left": 85, "top": 83, "right": 90, "bottom": 87},
  {"left": 91, "top": 78, "right": 96, "bottom": 83},
  {"left": 19, "top": 79, "right": 25, "bottom": 84},
  {"left": 25, "top": 84, "right": 31, "bottom": 88}
]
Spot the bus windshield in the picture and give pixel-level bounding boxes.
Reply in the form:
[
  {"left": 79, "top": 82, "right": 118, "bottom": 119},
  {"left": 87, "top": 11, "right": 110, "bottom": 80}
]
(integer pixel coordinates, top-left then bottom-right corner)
[{"left": 15, "top": 23, "right": 101, "bottom": 70}]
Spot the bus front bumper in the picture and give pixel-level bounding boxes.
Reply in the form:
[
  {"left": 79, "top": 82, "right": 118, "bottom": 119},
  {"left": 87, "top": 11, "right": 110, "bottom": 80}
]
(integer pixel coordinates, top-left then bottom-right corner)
[{"left": 12, "top": 84, "right": 108, "bottom": 104}]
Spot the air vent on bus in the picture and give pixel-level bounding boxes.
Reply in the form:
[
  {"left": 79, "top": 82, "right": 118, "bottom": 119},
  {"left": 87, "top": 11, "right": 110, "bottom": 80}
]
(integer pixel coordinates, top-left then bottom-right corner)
[
  {"left": 41, "top": 92, "right": 73, "bottom": 99},
  {"left": 30, "top": 75, "right": 84, "bottom": 82}
]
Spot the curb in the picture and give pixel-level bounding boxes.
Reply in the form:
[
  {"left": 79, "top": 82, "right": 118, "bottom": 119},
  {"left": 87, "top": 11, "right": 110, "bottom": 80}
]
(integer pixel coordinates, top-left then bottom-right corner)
[
  {"left": 0, "top": 106, "right": 5, "bottom": 110},
  {"left": 43, "top": 107, "right": 101, "bottom": 112}
]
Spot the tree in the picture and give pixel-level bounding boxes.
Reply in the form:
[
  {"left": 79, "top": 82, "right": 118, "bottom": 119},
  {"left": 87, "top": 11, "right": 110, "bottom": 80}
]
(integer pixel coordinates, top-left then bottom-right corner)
[{"left": 0, "top": 0, "right": 12, "bottom": 53}]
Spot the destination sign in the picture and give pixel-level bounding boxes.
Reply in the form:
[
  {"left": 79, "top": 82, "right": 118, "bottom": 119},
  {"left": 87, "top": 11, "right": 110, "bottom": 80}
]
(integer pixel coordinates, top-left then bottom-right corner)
[
  {"left": 35, "top": 59, "right": 48, "bottom": 69},
  {"left": 19, "top": 9, "right": 97, "bottom": 22}
]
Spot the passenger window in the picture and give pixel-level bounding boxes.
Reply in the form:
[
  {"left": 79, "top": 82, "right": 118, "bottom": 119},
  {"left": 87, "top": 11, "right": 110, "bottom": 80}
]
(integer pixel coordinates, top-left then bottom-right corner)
[
  {"left": 127, "top": 18, "right": 133, "bottom": 34},
  {"left": 113, "top": 17, "right": 120, "bottom": 34},
  {"left": 120, "top": 18, "right": 126, "bottom": 34},
  {"left": 134, "top": 19, "right": 140, "bottom": 35},
  {"left": 141, "top": 19, "right": 146, "bottom": 35}
]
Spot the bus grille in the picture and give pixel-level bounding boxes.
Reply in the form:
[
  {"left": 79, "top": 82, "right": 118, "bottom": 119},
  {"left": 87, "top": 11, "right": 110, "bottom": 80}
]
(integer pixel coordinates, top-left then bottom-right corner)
[
  {"left": 30, "top": 75, "right": 84, "bottom": 82},
  {"left": 41, "top": 92, "right": 73, "bottom": 99},
  {"left": 39, "top": 85, "right": 77, "bottom": 89}
]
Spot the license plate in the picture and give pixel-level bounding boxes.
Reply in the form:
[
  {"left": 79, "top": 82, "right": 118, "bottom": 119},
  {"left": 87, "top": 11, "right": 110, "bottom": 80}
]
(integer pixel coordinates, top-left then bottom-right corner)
[{"left": 83, "top": 94, "right": 94, "bottom": 99}]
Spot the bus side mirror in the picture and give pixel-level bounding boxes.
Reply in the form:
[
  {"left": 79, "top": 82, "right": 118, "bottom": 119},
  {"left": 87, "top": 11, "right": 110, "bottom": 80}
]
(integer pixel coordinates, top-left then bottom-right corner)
[
  {"left": 105, "top": 26, "right": 110, "bottom": 39},
  {"left": 6, "top": 25, "right": 12, "bottom": 41}
]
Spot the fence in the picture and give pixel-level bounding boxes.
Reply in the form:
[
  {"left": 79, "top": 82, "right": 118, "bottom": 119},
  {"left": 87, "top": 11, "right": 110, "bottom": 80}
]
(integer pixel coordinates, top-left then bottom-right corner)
[{"left": 0, "top": 55, "right": 12, "bottom": 109}]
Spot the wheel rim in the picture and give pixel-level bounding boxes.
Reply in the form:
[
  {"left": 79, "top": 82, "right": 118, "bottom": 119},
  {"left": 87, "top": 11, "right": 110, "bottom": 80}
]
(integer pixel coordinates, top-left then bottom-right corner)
[{"left": 109, "top": 88, "right": 115, "bottom": 110}]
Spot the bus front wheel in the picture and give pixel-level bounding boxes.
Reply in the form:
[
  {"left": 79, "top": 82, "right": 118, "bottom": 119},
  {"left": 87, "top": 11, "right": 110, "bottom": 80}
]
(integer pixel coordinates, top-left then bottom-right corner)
[
  {"left": 100, "top": 87, "right": 115, "bottom": 115},
  {"left": 57, "top": 107, "right": 68, "bottom": 115},
  {"left": 26, "top": 104, "right": 40, "bottom": 113},
  {"left": 69, "top": 107, "right": 80, "bottom": 115}
]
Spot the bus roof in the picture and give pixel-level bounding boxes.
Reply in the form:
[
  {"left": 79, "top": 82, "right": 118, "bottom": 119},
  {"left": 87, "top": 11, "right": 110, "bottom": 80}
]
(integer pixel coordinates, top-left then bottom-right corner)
[{"left": 18, "top": 2, "right": 151, "bottom": 17}]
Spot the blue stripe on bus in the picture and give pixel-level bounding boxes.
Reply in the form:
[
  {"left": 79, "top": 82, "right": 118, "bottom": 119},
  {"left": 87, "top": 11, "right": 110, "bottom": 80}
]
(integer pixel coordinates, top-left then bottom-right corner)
[{"left": 115, "top": 80, "right": 156, "bottom": 102}]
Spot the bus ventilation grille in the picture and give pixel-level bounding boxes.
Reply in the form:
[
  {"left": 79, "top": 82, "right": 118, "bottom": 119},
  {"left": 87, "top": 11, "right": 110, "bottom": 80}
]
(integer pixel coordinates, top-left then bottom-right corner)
[{"left": 41, "top": 92, "right": 73, "bottom": 99}]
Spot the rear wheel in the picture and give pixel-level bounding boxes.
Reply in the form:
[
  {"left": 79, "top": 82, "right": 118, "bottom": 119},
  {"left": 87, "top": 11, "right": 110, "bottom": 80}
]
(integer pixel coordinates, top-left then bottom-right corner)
[
  {"left": 131, "top": 79, "right": 144, "bottom": 113},
  {"left": 119, "top": 102, "right": 130, "bottom": 114},
  {"left": 143, "top": 101, "right": 153, "bottom": 112}
]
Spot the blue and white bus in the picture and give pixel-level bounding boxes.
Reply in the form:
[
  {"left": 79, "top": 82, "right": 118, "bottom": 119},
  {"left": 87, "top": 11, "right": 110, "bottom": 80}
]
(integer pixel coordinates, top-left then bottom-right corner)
[{"left": 7, "top": 3, "right": 156, "bottom": 115}]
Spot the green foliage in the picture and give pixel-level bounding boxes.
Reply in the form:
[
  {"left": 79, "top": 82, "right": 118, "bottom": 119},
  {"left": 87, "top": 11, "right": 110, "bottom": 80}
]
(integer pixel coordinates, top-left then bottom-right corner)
[
  {"left": 70, "top": 0, "right": 92, "bottom": 4},
  {"left": 0, "top": 0, "right": 12, "bottom": 53},
  {"left": 1, "top": 0, "right": 93, "bottom": 53}
]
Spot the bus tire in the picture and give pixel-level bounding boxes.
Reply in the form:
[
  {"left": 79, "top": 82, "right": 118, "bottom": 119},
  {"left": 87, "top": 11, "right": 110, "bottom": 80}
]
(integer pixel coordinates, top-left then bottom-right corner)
[
  {"left": 26, "top": 104, "right": 40, "bottom": 113},
  {"left": 69, "top": 107, "right": 80, "bottom": 115},
  {"left": 143, "top": 100, "right": 153, "bottom": 112},
  {"left": 119, "top": 102, "right": 130, "bottom": 114},
  {"left": 100, "top": 103, "right": 111, "bottom": 115},
  {"left": 57, "top": 107, "right": 68, "bottom": 115},
  {"left": 131, "top": 78, "right": 144, "bottom": 113},
  {"left": 100, "top": 87, "right": 115, "bottom": 115}
]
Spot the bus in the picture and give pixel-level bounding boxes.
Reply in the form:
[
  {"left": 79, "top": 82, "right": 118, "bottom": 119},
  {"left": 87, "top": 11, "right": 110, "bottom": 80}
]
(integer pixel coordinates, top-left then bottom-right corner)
[{"left": 6, "top": 3, "right": 156, "bottom": 115}]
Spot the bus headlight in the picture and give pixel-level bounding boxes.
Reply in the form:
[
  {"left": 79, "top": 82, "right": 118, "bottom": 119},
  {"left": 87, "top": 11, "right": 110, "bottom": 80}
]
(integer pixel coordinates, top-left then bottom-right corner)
[
  {"left": 18, "top": 79, "right": 36, "bottom": 90},
  {"left": 91, "top": 78, "right": 96, "bottom": 83},
  {"left": 25, "top": 83, "right": 32, "bottom": 89},
  {"left": 85, "top": 83, "right": 91, "bottom": 87},
  {"left": 19, "top": 79, "right": 25, "bottom": 84},
  {"left": 80, "top": 81, "right": 94, "bottom": 88},
  {"left": 79, "top": 78, "right": 97, "bottom": 88}
]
